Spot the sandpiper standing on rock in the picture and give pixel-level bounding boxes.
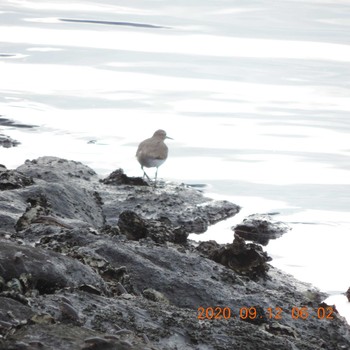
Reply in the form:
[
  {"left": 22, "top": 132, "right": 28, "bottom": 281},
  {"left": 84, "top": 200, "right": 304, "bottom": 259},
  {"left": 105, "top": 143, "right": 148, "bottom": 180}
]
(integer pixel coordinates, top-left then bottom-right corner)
[{"left": 136, "top": 129, "right": 172, "bottom": 183}]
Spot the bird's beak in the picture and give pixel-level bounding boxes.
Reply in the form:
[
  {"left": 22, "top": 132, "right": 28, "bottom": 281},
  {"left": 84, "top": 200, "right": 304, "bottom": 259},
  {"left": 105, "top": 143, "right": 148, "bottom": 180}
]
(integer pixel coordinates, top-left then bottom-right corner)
[{"left": 166, "top": 136, "right": 173, "bottom": 140}]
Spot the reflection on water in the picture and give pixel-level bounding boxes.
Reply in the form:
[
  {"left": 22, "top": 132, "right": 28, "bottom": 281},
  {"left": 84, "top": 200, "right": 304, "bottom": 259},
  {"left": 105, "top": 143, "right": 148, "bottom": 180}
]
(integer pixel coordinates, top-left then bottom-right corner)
[
  {"left": 59, "top": 18, "right": 168, "bottom": 29},
  {"left": 1, "top": 0, "right": 350, "bottom": 320}
]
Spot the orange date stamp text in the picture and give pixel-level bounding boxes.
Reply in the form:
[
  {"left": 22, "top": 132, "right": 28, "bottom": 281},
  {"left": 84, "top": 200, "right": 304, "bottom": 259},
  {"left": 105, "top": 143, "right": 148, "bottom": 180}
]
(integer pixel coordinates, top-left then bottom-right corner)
[{"left": 197, "top": 306, "right": 334, "bottom": 321}]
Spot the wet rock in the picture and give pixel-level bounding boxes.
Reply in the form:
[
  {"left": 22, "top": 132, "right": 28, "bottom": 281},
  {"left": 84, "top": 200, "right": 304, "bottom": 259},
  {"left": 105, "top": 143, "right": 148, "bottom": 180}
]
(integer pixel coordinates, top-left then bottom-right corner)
[
  {"left": 233, "top": 213, "right": 290, "bottom": 245},
  {"left": 101, "top": 179, "right": 240, "bottom": 233},
  {"left": 0, "top": 157, "right": 349, "bottom": 350},
  {"left": 0, "top": 118, "right": 36, "bottom": 148},
  {"left": 0, "top": 117, "right": 37, "bottom": 129},
  {"left": 0, "top": 134, "right": 20, "bottom": 148},
  {"left": 197, "top": 234, "right": 271, "bottom": 279}
]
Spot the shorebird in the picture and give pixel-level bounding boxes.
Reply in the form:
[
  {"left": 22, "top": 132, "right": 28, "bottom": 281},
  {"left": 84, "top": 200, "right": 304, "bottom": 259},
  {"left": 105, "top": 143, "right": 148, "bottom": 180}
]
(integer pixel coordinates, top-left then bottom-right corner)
[{"left": 136, "top": 129, "right": 172, "bottom": 182}]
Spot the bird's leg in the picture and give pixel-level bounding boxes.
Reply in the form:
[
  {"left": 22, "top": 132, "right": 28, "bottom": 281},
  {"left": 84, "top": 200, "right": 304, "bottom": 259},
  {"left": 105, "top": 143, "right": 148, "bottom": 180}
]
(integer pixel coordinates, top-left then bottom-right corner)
[
  {"left": 155, "top": 167, "right": 158, "bottom": 182},
  {"left": 153, "top": 167, "right": 160, "bottom": 187},
  {"left": 141, "top": 166, "right": 151, "bottom": 181}
]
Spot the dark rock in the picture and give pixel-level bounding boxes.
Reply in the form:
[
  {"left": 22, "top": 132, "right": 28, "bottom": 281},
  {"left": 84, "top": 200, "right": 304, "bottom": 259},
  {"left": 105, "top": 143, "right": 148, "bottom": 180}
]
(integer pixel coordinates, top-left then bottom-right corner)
[
  {"left": 17, "top": 226, "right": 97, "bottom": 247},
  {"left": 346, "top": 287, "right": 350, "bottom": 302},
  {"left": 142, "top": 288, "right": 169, "bottom": 304},
  {"left": 233, "top": 213, "right": 290, "bottom": 245},
  {"left": 118, "top": 210, "right": 148, "bottom": 240},
  {"left": 0, "top": 170, "right": 34, "bottom": 191},
  {"left": 101, "top": 178, "right": 240, "bottom": 232},
  {"left": 0, "top": 297, "right": 34, "bottom": 328},
  {"left": 101, "top": 168, "right": 147, "bottom": 186},
  {"left": 0, "top": 118, "right": 34, "bottom": 147},
  {"left": 59, "top": 301, "right": 81, "bottom": 323},
  {"left": 0, "top": 324, "right": 146, "bottom": 350},
  {"left": 15, "top": 196, "right": 51, "bottom": 231},
  {"left": 0, "top": 117, "right": 37, "bottom": 129},
  {"left": 100, "top": 225, "right": 121, "bottom": 236},
  {"left": 118, "top": 210, "right": 188, "bottom": 243},
  {"left": 0, "top": 157, "right": 105, "bottom": 232},
  {"left": 195, "top": 239, "right": 220, "bottom": 257},
  {"left": 19, "top": 184, "right": 104, "bottom": 230},
  {"left": 17, "top": 156, "right": 97, "bottom": 182},
  {"left": 78, "top": 284, "right": 102, "bottom": 295},
  {"left": 0, "top": 240, "right": 107, "bottom": 295},
  {"left": 0, "top": 157, "right": 349, "bottom": 350},
  {"left": 197, "top": 234, "right": 271, "bottom": 279},
  {"left": 0, "top": 134, "right": 20, "bottom": 148}
]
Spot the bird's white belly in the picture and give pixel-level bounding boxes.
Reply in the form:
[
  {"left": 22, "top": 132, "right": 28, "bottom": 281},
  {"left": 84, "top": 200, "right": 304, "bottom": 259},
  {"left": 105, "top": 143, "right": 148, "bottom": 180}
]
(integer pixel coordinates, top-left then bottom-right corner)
[{"left": 143, "top": 158, "right": 165, "bottom": 168}]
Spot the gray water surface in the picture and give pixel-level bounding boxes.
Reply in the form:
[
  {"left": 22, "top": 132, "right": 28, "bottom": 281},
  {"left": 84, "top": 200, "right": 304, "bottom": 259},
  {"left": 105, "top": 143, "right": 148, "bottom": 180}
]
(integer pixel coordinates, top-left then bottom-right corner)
[{"left": 1, "top": 0, "right": 350, "bottom": 321}]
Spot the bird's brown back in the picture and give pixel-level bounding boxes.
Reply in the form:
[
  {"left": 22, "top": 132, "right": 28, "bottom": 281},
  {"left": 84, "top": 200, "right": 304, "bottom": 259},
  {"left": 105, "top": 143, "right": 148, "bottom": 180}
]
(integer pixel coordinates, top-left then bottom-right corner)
[{"left": 137, "top": 138, "right": 168, "bottom": 159}]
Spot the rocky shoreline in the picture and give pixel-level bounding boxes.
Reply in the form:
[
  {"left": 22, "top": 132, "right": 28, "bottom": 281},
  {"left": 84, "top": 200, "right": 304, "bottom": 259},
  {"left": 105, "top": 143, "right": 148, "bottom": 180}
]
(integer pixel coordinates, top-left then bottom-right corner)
[{"left": 0, "top": 157, "right": 349, "bottom": 350}]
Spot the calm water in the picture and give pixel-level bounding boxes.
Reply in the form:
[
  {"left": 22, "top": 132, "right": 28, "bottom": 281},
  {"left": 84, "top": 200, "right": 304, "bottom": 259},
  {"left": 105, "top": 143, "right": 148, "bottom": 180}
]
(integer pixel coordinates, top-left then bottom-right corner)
[{"left": 1, "top": 0, "right": 350, "bottom": 322}]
